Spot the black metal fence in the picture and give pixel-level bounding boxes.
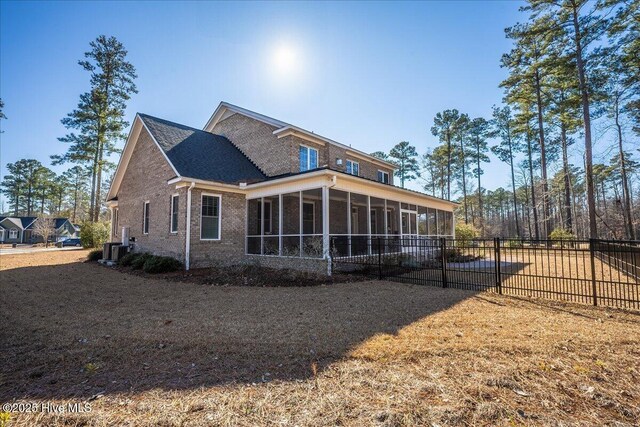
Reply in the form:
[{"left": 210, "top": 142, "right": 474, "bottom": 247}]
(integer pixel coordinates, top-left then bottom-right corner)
[{"left": 331, "top": 237, "right": 640, "bottom": 310}]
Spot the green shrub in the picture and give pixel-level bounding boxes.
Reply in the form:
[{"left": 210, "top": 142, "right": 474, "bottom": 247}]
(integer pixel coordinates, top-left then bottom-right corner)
[
  {"left": 87, "top": 249, "right": 103, "bottom": 261},
  {"left": 549, "top": 227, "right": 575, "bottom": 241},
  {"left": 455, "top": 223, "right": 478, "bottom": 247},
  {"left": 131, "top": 253, "right": 152, "bottom": 270},
  {"left": 119, "top": 251, "right": 142, "bottom": 267},
  {"left": 80, "top": 221, "right": 110, "bottom": 248},
  {"left": 142, "top": 255, "right": 183, "bottom": 274}
]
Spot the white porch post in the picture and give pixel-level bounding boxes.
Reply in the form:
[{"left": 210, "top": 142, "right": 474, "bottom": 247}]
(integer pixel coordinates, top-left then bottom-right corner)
[{"left": 322, "top": 186, "right": 330, "bottom": 259}]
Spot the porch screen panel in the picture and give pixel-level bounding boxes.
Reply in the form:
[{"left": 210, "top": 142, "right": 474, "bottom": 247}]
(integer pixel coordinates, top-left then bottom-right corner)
[
  {"left": 302, "top": 188, "right": 323, "bottom": 257},
  {"left": 427, "top": 208, "right": 437, "bottom": 235},
  {"left": 370, "top": 197, "right": 385, "bottom": 237},
  {"left": 263, "top": 195, "right": 280, "bottom": 255},
  {"left": 418, "top": 206, "right": 427, "bottom": 235},
  {"left": 436, "top": 210, "right": 445, "bottom": 235},
  {"left": 350, "top": 193, "right": 369, "bottom": 256},
  {"left": 282, "top": 192, "right": 300, "bottom": 257},
  {"left": 329, "top": 189, "right": 348, "bottom": 256},
  {"left": 247, "top": 198, "right": 261, "bottom": 254},
  {"left": 443, "top": 211, "right": 453, "bottom": 236},
  {"left": 386, "top": 200, "right": 400, "bottom": 236}
]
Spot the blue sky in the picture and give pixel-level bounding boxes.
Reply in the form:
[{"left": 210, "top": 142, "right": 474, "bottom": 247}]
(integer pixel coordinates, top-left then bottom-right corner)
[{"left": 2, "top": 0, "right": 565, "bottom": 205}]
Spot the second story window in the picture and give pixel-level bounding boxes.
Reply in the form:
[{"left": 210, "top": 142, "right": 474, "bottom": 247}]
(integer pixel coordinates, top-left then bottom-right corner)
[
  {"left": 299, "top": 145, "right": 318, "bottom": 172},
  {"left": 143, "top": 201, "right": 150, "bottom": 234},
  {"left": 346, "top": 160, "right": 359, "bottom": 176},
  {"left": 377, "top": 170, "right": 390, "bottom": 184}
]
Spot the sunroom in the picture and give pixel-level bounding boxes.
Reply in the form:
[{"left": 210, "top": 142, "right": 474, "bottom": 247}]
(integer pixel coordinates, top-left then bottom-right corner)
[{"left": 244, "top": 170, "right": 456, "bottom": 259}]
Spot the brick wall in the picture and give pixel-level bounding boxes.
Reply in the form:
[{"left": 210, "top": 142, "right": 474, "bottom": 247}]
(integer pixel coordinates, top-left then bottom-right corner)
[
  {"left": 116, "top": 127, "right": 187, "bottom": 261},
  {"left": 188, "top": 189, "right": 247, "bottom": 268},
  {"left": 212, "top": 113, "right": 395, "bottom": 184}
]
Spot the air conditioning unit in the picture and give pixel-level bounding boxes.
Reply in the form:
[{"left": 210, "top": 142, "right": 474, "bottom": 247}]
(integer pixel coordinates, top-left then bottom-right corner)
[{"left": 111, "top": 245, "right": 130, "bottom": 262}]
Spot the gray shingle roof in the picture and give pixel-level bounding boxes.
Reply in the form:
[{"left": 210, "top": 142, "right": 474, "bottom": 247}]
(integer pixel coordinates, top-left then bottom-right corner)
[{"left": 139, "top": 113, "right": 266, "bottom": 184}]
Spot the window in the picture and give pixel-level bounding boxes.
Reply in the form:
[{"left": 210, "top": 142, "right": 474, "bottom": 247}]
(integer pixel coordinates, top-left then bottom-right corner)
[
  {"left": 201, "top": 194, "right": 221, "bottom": 240},
  {"left": 303, "top": 202, "right": 315, "bottom": 234},
  {"left": 299, "top": 145, "right": 318, "bottom": 172},
  {"left": 143, "top": 202, "right": 150, "bottom": 234},
  {"left": 9, "top": 228, "right": 18, "bottom": 239},
  {"left": 346, "top": 160, "right": 359, "bottom": 176},
  {"left": 170, "top": 195, "right": 179, "bottom": 233},
  {"left": 377, "top": 170, "right": 390, "bottom": 184}
]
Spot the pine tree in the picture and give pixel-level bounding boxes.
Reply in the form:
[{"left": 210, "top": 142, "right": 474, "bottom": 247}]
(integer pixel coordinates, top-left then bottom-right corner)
[
  {"left": 431, "top": 109, "right": 461, "bottom": 200},
  {"left": 388, "top": 141, "right": 420, "bottom": 188},
  {"left": 468, "top": 117, "right": 491, "bottom": 234},
  {"left": 491, "top": 105, "right": 523, "bottom": 237},
  {"left": 53, "top": 35, "right": 137, "bottom": 222}
]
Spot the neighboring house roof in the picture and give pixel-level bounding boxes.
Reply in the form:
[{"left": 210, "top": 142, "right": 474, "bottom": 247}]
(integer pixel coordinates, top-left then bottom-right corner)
[
  {"left": 203, "top": 102, "right": 399, "bottom": 171},
  {"left": 0, "top": 217, "right": 74, "bottom": 230},
  {"left": 0, "top": 217, "right": 23, "bottom": 230},
  {"left": 138, "top": 114, "right": 266, "bottom": 184},
  {"left": 20, "top": 217, "right": 38, "bottom": 229}
]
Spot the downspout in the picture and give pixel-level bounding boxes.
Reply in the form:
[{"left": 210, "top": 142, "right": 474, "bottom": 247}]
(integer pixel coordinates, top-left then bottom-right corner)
[
  {"left": 323, "top": 175, "right": 337, "bottom": 276},
  {"left": 185, "top": 182, "right": 195, "bottom": 270}
]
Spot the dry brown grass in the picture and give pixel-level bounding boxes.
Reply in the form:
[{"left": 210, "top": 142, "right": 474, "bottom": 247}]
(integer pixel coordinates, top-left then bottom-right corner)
[{"left": 1, "top": 250, "right": 639, "bottom": 426}]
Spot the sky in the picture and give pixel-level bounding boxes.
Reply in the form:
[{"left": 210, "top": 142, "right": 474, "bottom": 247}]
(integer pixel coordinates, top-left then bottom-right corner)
[{"left": 0, "top": 0, "right": 599, "bottom": 208}]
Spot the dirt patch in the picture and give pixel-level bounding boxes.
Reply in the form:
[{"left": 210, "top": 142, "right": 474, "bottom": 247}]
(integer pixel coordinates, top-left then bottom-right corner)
[{"left": 1, "top": 250, "right": 639, "bottom": 426}]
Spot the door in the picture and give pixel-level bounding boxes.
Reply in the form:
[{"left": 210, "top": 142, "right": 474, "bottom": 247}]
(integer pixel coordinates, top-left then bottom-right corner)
[{"left": 401, "top": 210, "right": 417, "bottom": 248}]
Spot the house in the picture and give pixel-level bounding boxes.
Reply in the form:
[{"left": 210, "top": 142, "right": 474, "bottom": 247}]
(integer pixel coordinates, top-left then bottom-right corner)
[
  {"left": 0, "top": 216, "right": 78, "bottom": 244},
  {"left": 106, "top": 102, "right": 457, "bottom": 274}
]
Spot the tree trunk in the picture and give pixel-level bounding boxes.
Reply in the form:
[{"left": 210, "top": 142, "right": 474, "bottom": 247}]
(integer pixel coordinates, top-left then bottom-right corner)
[
  {"left": 459, "top": 136, "right": 468, "bottom": 223},
  {"left": 476, "top": 139, "right": 483, "bottom": 234},
  {"left": 561, "top": 122, "right": 573, "bottom": 232},
  {"left": 507, "top": 131, "right": 520, "bottom": 237},
  {"left": 526, "top": 129, "right": 540, "bottom": 240},
  {"left": 571, "top": 0, "right": 597, "bottom": 238},
  {"left": 446, "top": 133, "right": 451, "bottom": 200},
  {"left": 615, "top": 96, "right": 635, "bottom": 240},
  {"left": 534, "top": 69, "right": 551, "bottom": 238}
]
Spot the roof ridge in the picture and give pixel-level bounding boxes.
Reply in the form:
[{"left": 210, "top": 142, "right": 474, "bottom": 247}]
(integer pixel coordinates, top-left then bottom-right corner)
[{"left": 138, "top": 113, "right": 207, "bottom": 134}]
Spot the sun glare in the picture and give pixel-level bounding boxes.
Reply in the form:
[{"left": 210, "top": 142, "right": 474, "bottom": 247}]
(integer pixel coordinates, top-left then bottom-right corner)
[{"left": 272, "top": 43, "right": 299, "bottom": 77}]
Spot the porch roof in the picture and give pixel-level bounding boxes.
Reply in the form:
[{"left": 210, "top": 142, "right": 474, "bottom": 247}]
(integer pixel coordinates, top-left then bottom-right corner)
[{"left": 170, "top": 167, "right": 458, "bottom": 211}]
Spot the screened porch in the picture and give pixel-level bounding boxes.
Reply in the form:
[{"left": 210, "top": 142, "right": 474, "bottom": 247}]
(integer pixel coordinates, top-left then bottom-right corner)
[{"left": 246, "top": 186, "right": 455, "bottom": 259}]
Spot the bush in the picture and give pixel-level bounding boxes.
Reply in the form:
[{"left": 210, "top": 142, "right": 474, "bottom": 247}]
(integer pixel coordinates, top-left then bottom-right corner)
[
  {"left": 549, "top": 227, "right": 575, "bottom": 241},
  {"left": 119, "top": 251, "right": 142, "bottom": 267},
  {"left": 142, "top": 255, "right": 183, "bottom": 274},
  {"left": 80, "top": 221, "right": 110, "bottom": 248},
  {"left": 130, "top": 253, "right": 152, "bottom": 270},
  {"left": 87, "top": 249, "right": 103, "bottom": 262},
  {"left": 455, "top": 223, "right": 478, "bottom": 247}
]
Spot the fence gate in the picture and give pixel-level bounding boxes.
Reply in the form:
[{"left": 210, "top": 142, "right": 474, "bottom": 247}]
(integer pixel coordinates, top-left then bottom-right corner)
[{"left": 331, "top": 237, "right": 640, "bottom": 310}]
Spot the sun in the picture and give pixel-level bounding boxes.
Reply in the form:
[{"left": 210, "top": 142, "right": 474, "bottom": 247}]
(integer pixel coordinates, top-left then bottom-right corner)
[{"left": 272, "top": 43, "right": 299, "bottom": 77}]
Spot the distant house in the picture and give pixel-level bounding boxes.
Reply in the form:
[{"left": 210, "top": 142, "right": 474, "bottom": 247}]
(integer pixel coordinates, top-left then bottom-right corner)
[
  {"left": 0, "top": 216, "right": 78, "bottom": 244},
  {"left": 107, "top": 102, "right": 457, "bottom": 274}
]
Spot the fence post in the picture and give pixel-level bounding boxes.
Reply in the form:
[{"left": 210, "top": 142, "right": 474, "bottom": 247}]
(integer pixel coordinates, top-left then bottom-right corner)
[
  {"left": 495, "top": 237, "right": 502, "bottom": 294},
  {"left": 440, "top": 237, "right": 448, "bottom": 288},
  {"left": 589, "top": 239, "right": 598, "bottom": 306},
  {"left": 377, "top": 237, "right": 383, "bottom": 280}
]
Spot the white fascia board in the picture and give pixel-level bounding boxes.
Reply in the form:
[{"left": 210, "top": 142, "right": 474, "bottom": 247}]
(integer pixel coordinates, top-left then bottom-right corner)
[{"left": 168, "top": 176, "right": 246, "bottom": 194}]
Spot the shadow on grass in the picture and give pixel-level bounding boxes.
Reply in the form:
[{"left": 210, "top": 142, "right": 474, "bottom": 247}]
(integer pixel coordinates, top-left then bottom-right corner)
[{"left": 1, "top": 260, "right": 478, "bottom": 400}]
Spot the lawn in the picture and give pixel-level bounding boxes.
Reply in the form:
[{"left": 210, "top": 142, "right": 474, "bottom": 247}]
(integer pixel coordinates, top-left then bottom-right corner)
[{"left": 1, "top": 250, "right": 639, "bottom": 426}]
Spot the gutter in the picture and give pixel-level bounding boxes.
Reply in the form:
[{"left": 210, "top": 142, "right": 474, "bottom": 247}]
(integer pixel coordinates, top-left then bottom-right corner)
[{"left": 185, "top": 182, "right": 195, "bottom": 270}]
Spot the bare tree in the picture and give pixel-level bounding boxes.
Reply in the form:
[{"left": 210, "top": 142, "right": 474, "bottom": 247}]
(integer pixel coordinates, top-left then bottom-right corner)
[{"left": 33, "top": 216, "right": 55, "bottom": 247}]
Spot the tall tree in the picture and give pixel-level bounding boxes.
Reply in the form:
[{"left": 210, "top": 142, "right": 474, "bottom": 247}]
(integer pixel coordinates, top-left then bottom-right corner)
[
  {"left": 62, "top": 166, "right": 89, "bottom": 222},
  {"left": 431, "top": 109, "right": 460, "bottom": 200},
  {"left": 468, "top": 117, "right": 491, "bottom": 233},
  {"left": 491, "top": 105, "right": 522, "bottom": 237},
  {"left": 526, "top": 0, "right": 621, "bottom": 238},
  {"left": 53, "top": 35, "right": 137, "bottom": 222},
  {"left": 388, "top": 141, "right": 420, "bottom": 188},
  {"left": 454, "top": 113, "right": 471, "bottom": 223}
]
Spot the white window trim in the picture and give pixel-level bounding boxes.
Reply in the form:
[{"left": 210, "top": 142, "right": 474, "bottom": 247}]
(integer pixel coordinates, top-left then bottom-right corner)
[
  {"left": 377, "top": 170, "right": 390, "bottom": 184},
  {"left": 346, "top": 160, "right": 360, "bottom": 176},
  {"left": 9, "top": 228, "right": 18, "bottom": 239},
  {"left": 299, "top": 144, "right": 319, "bottom": 172},
  {"left": 143, "top": 201, "right": 150, "bottom": 235},
  {"left": 200, "top": 193, "right": 222, "bottom": 241},
  {"left": 170, "top": 193, "right": 179, "bottom": 234}
]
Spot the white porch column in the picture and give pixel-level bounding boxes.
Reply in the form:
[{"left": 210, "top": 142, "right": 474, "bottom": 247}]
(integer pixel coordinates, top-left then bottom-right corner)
[{"left": 322, "top": 185, "right": 330, "bottom": 259}]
